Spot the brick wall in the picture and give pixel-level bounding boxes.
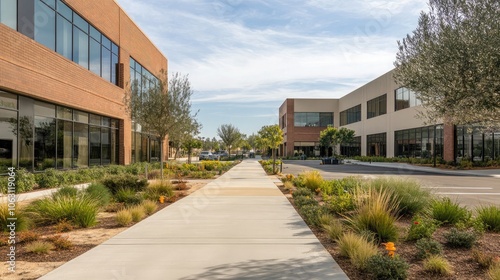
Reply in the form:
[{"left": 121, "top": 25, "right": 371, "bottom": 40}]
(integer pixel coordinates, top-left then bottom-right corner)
[{"left": 0, "top": 0, "right": 168, "bottom": 165}]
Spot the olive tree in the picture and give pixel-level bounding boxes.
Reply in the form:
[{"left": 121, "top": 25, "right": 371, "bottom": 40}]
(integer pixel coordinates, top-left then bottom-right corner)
[
  {"left": 124, "top": 71, "right": 197, "bottom": 178},
  {"left": 394, "top": 0, "right": 500, "bottom": 129}
]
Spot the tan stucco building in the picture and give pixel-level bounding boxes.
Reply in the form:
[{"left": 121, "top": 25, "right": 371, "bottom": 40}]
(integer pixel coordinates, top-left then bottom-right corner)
[{"left": 279, "top": 70, "right": 499, "bottom": 162}]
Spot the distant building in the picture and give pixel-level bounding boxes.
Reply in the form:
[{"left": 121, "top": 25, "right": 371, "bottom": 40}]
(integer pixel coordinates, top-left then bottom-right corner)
[
  {"left": 0, "top": 0, "right": 168, "bottom": 173},
  {"left": 279, "top": 70, "right": 500, "bottom": 162}
]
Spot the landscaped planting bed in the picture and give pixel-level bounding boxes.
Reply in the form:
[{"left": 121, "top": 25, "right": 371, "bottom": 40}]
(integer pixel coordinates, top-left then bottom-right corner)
[{"left": 278, "top": 171, "right": 500, "bottom": 280}]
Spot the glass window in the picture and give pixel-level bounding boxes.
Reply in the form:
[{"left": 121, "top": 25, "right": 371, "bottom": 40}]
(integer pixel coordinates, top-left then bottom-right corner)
[
  {"left": 73, "top": 26, "right": 89, "bottom": 69},
  {"left": 73, "top": 110, "right": 88, "bottom": 123},
  {"left": 89, "top": 38, "right": 101, "bottom": 76},
  {"left": 89, "top": 126, "right": 101, "bottom": 166},
  {"left": 0, "top": 91, "right": 18, "bottom": 110},
  {"left": 34, "top": 1, "right": 56, "bottom": 51},
  {"left": 0, "top": 0, "right": 17, "bottom": 29},
  {"left": 42, "top": 0, "right": 56, "bottom": 9},
  {"left": 73, "top": 12, "right": 88, "bottom": 32},
  {"left": 34, "top": 101, "right": 55, "bottom": 117},
  {"left": 101, "top": 36, "right": 111, "bottom": 51},
  {"left": 90, "top": 114, "right": 101, "bottom": 125},
  {"left": 319, "top": 113, "right": 333, "bottom": 127},
  {"left": 57, "top": 106, "right": 72, "bottom": 120},
  {"left": 73, "top": 122, "right": 88, "bottom": 168},
  {"left": 57, "top": 120, "right": 72, "bottom": 169},
  {"left": 102, "top": 117, "right": 110, "bottom": 127},
  {"left": 101, "top": 128, "right": 111, "bottom": 165},
  {"left": 101, "top": 46, "right": 111, "bottom": 82},
  {"left": 112, "top": 43, "right": 119, "bottom": 55},
  {"left": 367, "top": 133, "right": 386, "bottom": 157},
  {"left": 111, "top": 128, "right": 119, "bottom": 164},
  {"left": 306, "top": 113, "right": 319, "bottom": 127},
  {"left": 111, "top": 53, "right": 118, "bottom": 84},
  {"left": 367, "top": 94, "right": 386, "bottom": 119},
  {"left": 56, "top": 0, "right": 71, "bottom": 21},
  {"left": 34, "top": 116, "right": 56, "bottom": 170},
  {"left": 0, "top": 109, "right": 17, "bottom": 173},
  {"left": 56, "top": 14, "right": 72, "bottom": 60},
  {"left": 89, "top": 25, "right": 100, "bottom": 41}
]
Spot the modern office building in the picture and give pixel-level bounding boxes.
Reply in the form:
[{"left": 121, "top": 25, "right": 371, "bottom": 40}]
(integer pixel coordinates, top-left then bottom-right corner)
[
  {"left": 0, "top": 0, "right": 168, "bottom": 174},
  {"left": 279, "top": 70, "right": 500, "bottom": 162}
]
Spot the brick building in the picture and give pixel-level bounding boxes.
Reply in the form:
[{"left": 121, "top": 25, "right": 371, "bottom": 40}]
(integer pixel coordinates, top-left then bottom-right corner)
[
  {"left": 279, "top": 70, "right": 500, "bottom": 162},
  {"left": 0, "top": 0, "right": 168, "bottom": 173}
]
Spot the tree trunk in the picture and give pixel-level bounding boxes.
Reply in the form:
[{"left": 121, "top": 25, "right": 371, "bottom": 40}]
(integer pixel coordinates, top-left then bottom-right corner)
[
  {"left": 160, "top": 139, "right": 164, "bottom": 180},
  {"left": 272, "top": 148, "right": 276, "bottom": 174}
]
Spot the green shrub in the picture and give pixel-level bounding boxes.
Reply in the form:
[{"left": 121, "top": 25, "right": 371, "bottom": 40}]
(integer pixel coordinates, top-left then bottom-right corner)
[
  {"left": 298, "top": 204, "right": 323, "bottom": 227},
  {"left": 415, "top": 238, "right": 443, "bottom": 259},
  {"left": 423, "top": 255, "right": 453, "bottom": 275},
  {"left": 323, "top": 192, "right": 355, "bottom": 214},
  {"left": 406, "top": 216, "right": 438, "bottom": 241},
  {"left": 431, "top": 197, "right": 469, "bottom": 225},
  {"left": 102, "top": 174, "right": 148, "bottom": 194},
  {"left": 25, "top": 241, "right": 55, "bottom": 254},
  {"left": 283, "top": 181, "right": 294, "bottom": 191},
  {"left": 369, "top": 177, "right": 432, "bottom": 216},
  {"left": 115, "top": 209, "right": 133, "bottom": 226},
  {"left": 0, "top": 204, "right": 31, "bottom": 232},
  {"left": 35, "top": 168, "right": 61, "bottom": 189},
  {"left": 26, "top": 195, "right": 99, "bottom": 228},
  {"left": 346, "top": 188, "right": 399, "bottom": 242},
  {"left": 15, "top": 168, "right": 36, "bottom": 193},
  {"left": 129, "top": 206, "right": 146, "bottom": 222},
  {"left": 52, "top": 186, "right": 79, "bottom": 199},
  {"left": 84, "top": 183, "right": 112, "bottom": 208},
  {"left": 476, "top": 205, "right": 500, "bottom": 232},
  {"left": 143, "top": 181, "right": 174, "bottom": 201},
  {"left": 188, "top": 171, "right": 216, "bottom": 179},
  {"left": 444, "top": 228, "right": 477, "bottom": 249},
  {"left": 336, "top": 232, "right": 378, "bottom": 270},
  {"left": 293, "top": 195, "right": 319, "bottom": 208},
  {"left": 141, "top": 200, "right": 158, "bottom": 215},
  {"left": 302, "top": 170, "right": 323, "bottom": 192},
  {"left": 114, "top": 188, "right": 144, "bottom": 206},
  {"left": 292, "top": 187, "right": 314, "bottom": 198},
  {"left": 366, "top": 254, "right": 410, "bottom": 279}
]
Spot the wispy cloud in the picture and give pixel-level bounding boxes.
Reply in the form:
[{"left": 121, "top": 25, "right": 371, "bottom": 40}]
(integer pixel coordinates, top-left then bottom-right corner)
[{"left": 116, "top": 0, "right": 426, "bottom": 136}]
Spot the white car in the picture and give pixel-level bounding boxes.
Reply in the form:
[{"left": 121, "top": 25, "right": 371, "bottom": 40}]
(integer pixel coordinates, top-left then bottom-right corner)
[{"left": 199, "top": 151, "right": 214, "bottom": 160}]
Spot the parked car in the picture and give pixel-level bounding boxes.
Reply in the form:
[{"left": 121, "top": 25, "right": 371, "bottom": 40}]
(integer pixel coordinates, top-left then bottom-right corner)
[
  {"left": 217, "top": 151, "right": 229, "bottom": 158},
  {"left": 199, "top": 151, "right": 214, "bottom": 160}
]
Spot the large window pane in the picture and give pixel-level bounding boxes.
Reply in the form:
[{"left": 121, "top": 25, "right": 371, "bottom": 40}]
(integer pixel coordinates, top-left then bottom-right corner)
[
  {"left": 73, "top": 26, "right": 89, "bottom": 69},
  {"left": 89, "top": 126, "right": 101, "bottom": 166},
  {"left": 73, "top": 12, "right": 87, "bottom": 32},
  {"left": 101, "top": 128, "right": 111, "bottom": 165},
  {"left": 34, "top": 117, "right": 56, "bottom": 170},
  {"left": 56, "top": 0, "right": 71, "bottom": 20},
  {"left": 56, "top": 14, "right": 72, "bottom": 60},
  {"left": 101, "top": 46, "right": 111, "bottom": 81},
  {"left": 57, "top": 120, "right": 72, "bottom": 169},
  {"left": 0, "top": 109, "right": 17, "bottom": 173},
  {"left": 34, "top": 1, "right": 56, "bottom": 51},
  {"left": 89, "top": 38, "right": 101, "bottom": 76},
  {"left": 111, "top": 53, "right": 118, "bottom": 85},
  {"left": 18, "top": 96, "right": 34, "bottom": 170},
  {"left": 34, "top": 101, "right": 55, "bottom": 117},
  {"left": 73, "top": 122, "right": 88, "bottom": 168},
  {"left": 0, "top": 0, "right": 17, "bottom": 29},
  {"left": 0, "top": 91, "right": 18, "bottom": 110}
]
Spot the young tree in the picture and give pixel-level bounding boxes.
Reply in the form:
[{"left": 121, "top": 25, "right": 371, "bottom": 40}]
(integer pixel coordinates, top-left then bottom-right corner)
[
  {"left": 337, "top": 127, "right": 355, "bottom": 154},
  {"left": 394, "top": 0, "right": 500, "bottom": 129},
  {"left": 319, "top": 126, "right": 338, "bottom": 156},
  {"left": 216, "top": 124, "right": 241, "bottom": 157},
  {"left": 169, "top": 117, "right": 201, "bottom": 159},
  {"left": 258, "top": 125, "right": 284, "bottom": 174},
  {"left": 247, "top": 133, "right": 259, "bottom": 152},
  {"left": 182, "top": 137, "right": 202, "bottom": 164},
  {"left": 124, "top": 71, "right": 196, "bottom": 179}
]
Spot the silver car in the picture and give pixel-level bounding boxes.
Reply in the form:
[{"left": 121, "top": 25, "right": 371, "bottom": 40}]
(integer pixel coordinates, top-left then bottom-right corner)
[{"left": 199, "top": 151, "right": 214, "bottom": 160}]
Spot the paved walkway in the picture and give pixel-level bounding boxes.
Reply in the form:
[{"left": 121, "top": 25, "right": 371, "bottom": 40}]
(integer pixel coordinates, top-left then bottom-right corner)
[{"left": 39, "top": 159, "right": 348, "bottom": 280}]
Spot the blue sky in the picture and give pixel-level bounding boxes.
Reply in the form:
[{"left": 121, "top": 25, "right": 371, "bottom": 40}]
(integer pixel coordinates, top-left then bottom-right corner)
[{"left": 116, "top": 0, "right": 427, "bottom": 139}]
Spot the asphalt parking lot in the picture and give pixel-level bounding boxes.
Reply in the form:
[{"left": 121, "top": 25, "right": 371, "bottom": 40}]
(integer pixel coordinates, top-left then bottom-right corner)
[{"left": 280, "top": 160, "right": 500, "bottom": 208}]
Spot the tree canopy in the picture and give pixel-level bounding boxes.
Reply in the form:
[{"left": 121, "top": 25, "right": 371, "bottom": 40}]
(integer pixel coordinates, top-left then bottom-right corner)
[
  {"left": 258, "top": 124, "right": 283, "bottom": 173},
  {"left": 394, "top": 0, "right": 500, "bottom": 128},
  {"left": 216, "top": 124, "right": 242, "bottom": 157},
  {"left": 319, "top": 126, "right": 355, "bottom": 156},
  {"left": 124, "top": 71, "right": 198, "bottom": 176}
]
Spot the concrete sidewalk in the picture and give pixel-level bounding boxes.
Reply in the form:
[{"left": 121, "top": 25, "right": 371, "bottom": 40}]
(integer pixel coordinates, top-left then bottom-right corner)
[{"left": 39, "top": 159, "right": 348, "bottom": 280}]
